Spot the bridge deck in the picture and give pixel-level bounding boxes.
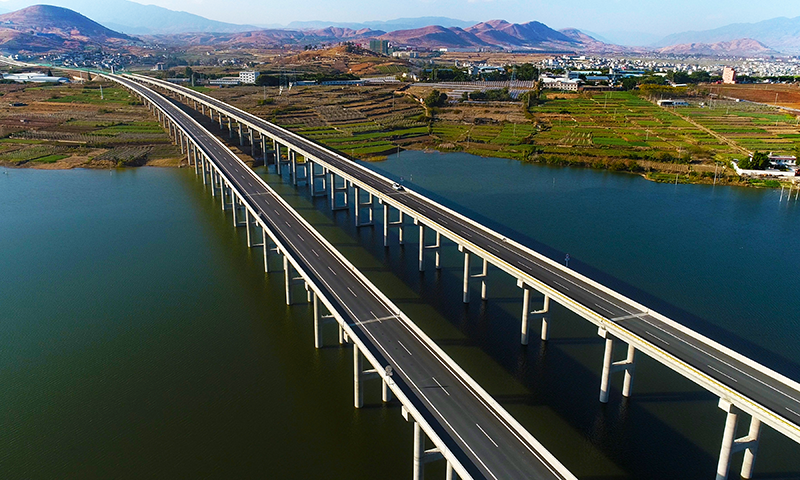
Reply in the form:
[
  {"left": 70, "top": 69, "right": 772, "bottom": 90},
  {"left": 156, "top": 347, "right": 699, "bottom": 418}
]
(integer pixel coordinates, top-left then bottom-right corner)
[
  {"left": 127, "top": 73, "right": 800, "bottom": 445},
  {"left": 112, "top": 74, "right": 575, "bottom": 480}
]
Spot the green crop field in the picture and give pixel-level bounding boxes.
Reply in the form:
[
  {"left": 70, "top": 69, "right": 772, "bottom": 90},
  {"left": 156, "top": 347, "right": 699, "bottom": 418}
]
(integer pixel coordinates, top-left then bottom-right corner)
[{"left": 49, "top": 86, "right": 134, "bottom": 105}]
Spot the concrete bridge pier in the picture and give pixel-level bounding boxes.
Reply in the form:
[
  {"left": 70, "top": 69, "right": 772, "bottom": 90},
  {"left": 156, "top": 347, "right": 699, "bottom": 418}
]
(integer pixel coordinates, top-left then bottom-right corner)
[
  {"left": 232, "top": 193, "right": 242, "bottom": 227},
  {"left": 260, "top": 226, "right": 276, "bottom": 274},
  {"left": 329, "top": 172, "right": 349, "bottom": 211},
  {"left": 249, "top": 130, "right": 254, "bottom": 155},
  {"left": 518, "top": 282, "right": 551, "bottom": 344},
  {"left": 218, "top": 112, "right": 224, "bottom": 130},
  {"left": 415, "top": 222, "right": 444, "bottom": 271},
  {"left": 458, "top": 246, "right": 472, "bottom": 303},
  {"left": 222, "top": 179, "right": 230, "bottom": 211},
  {"left": 311, "top": 292, "right": 337, "bottom": 349},
  {"left": 597, "top": 328, "right": 637, "bottom": 403},
  {"left": 244, "top": 209, "right": 252, "bottom": 246},
  {"left": 297, "top": 160, "right": 309, "bottom": 187},
  {"left": 290, "top": 151, "right": 297, "bottom": 185},
  {"left": 309, "top": 162, "right": 328, "bottom": 197},
  {"left": 290, "top": 151, "right": 308, "bottom": 186},
  {"left": 192, "top": 145, "right": 199, "bottom": 175},
  {"left": 716, "top": 399, "right": 762, "bottom": 480},
  {"left": 475, "top": 258, "right": 489, "bottom": 301},
  {"left": 352, "top": 344, "right": 382, "bottom": 408},
  {"left": 261, "top": 136, "right": 268, "bottom": 164},
  {"left": 200, "top": 156, "right": 208, "bottom": 185},
  {"left": 274, "top": 142, "right": 282, "bottom": 175},
  {"left": 411, "top": 420, "right": 445, "bottom": 480},
  {"left": 210, "top": 167, "right": 217, "bottom": 197},
  {"left": 227, "top": 117, "right": 233, "bottom": 139},
  {"left": 381, "top": 202, "right": 404, "bottom": 247},
  {"left": 353, "top": 186, "right": 374, "bottom": 227},
  {"left": 238, "top": 123, "right": 244, "bottom": 147},
  {"left": 282, "top": 255, "right": 294, "bottom": 305}
]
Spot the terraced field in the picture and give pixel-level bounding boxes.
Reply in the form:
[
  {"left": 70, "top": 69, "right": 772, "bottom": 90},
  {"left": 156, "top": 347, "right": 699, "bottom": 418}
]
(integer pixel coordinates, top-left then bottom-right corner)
[{"left": 0, "top": 81, "right": 180, "bottom": 168}]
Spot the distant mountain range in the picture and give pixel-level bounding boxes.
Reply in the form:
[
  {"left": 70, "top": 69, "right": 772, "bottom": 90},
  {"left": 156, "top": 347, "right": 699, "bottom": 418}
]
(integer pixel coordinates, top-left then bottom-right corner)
[
  {"left": 283, "top": 17, "right": 476, "bottom": 32},
  {"left": 152, "top": 19, "right": 629, "bottom": 53},
  {"left": 155, "top": 27, "right": 383, "bottom": 49},
  {"left": 376, "top": 20, "right": 613, "bottom": 52},
  {"left": 657, "top": 38, "right": 777, "bottom": 57},
  {"left": 654, "top": 16, "right": 800, "bottom": 54},
  {"left": 0, "top": 2, "right": 796, "bottom": 57},
  {"left": 0, "top": 0, "right": 257, "bottom": 34},
  {"left": 0, "top": 5, "right": 136, "bottom": 52}
]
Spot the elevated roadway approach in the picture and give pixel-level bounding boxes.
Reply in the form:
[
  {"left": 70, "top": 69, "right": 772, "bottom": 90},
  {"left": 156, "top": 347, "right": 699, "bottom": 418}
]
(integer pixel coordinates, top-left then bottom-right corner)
[
  {"left": 126, "top": 73, "right": 800, "bottom": 480},
  {"left": 106, "top": 73, "right": 576, "bottom": 480}
]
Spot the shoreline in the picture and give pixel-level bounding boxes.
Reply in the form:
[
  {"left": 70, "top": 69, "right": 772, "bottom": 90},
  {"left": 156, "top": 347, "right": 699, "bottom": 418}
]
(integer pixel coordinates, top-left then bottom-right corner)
[{"left": 4, "top": 147, "right": 794, "bottom": 190}]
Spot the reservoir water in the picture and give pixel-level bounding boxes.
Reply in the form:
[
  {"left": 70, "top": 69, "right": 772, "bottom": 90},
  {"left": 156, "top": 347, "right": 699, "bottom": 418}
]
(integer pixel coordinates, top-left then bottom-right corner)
[{"left": 1, "top": 152, "right": 798, "bottom": 479}]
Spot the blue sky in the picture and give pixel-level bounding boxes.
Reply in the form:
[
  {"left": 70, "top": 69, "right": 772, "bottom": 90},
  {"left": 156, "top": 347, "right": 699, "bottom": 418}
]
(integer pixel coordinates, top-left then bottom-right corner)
[{"left": 126, "top": 0, "right": 800, "bottom": 36}]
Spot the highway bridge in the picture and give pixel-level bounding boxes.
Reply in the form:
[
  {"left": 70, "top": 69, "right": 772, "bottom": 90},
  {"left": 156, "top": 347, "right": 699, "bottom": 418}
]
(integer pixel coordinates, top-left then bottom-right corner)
[
  {"left": 104, "top": 74, "right": 577, "bottom": 480},
  {"left": 123, "top": 73, "right": 800, "bottom": 480}
]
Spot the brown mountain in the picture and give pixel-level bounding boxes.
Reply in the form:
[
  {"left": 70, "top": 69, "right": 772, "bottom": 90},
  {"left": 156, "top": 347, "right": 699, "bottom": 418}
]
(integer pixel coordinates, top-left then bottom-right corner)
[
  {"left": 152, "top": 27, "right": 383, "bottom": 49},
  {"left": 466, "top": 20, "right": 574, "bottom": 46},
  {"left": 377, "top": 19, "right": 582, "bottom": 50},
  {"left": 657, "top": 38, "right": 777, "bottom": 56},
  {"left": 379, "top": 25, "right": 488, "bottom": 48},
  {"left": 0, "top": 5, "right": 134, "bottom": 52}
]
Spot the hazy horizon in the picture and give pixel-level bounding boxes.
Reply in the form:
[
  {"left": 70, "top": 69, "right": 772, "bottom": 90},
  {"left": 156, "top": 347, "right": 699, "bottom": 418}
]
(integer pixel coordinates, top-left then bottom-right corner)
[
  {"left": 0, "top": 0, "right": 799, "bottom": 46},
  {"left": 83, "top": 0, "right": 800, "bottom": 37}
]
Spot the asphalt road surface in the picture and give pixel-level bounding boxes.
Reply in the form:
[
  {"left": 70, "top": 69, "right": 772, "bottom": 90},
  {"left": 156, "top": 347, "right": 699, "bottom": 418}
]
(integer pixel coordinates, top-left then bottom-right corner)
[
  {"left": 130, "top": 74, "right": 800, "bottom": 439},
  {"left": 111, "top": 75, "right": 575, "bottom": 480}
]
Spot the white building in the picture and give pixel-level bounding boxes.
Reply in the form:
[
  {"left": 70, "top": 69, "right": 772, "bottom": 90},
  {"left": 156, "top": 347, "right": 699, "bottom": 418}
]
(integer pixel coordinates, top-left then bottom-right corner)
[
  {"left": 722, "top": 66, "right": 736, "bottom": 84},
  {"left": 239, "top": 71, "right": 260, "bottom": 84},
  {"left": 657, "top": 99, "right": 690, "bottom": 107},
  {"left": 540, "top": 76, "right": 580, "bottom": 91},
  {"left": 209, "top": 77, "right": 241, "bottom": 86},
  {"left": 2, "top": 72, "right": 69, "bottom": 83}
]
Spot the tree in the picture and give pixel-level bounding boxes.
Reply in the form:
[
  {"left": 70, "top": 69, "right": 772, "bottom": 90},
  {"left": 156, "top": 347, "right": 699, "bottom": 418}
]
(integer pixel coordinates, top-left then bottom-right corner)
[
  {"left": 620, "top": 77, "right": 638, "bottom": 91},
  {"left": 740, "top": 151, "right": 770, "bottom": 170},
  {"left": 671, "top": 71, "right": 691, "bottom": 84},
  {"left": 514, "top": 63, "right": 539, "bottom": 81},
  {"left": 424, "top": 89, "right": 448, "bottom": 108},
  {"left": 255, "top": 74, "right": 279, "bottom": 86},
  {"left": 752, "top": 151, "right": 770, "bottom": 170}
]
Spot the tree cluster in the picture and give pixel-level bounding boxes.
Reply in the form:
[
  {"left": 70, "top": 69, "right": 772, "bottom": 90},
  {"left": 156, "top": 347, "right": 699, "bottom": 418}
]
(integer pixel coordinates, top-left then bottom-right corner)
[
  {"left": 424, "top": 89, "right": 448, "bottom": 108},
  {"left": 462, "top": 88, "right": 513, "bottom": 102},
  {"left": 738, "top": 151, "right": 771, "bottom": 170}
]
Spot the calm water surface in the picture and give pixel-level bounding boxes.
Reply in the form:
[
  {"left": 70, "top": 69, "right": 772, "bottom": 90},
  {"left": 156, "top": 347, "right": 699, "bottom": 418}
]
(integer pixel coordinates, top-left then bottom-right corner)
[{"left": 1, "top": 155, "right": 798, "bottom": 479}]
